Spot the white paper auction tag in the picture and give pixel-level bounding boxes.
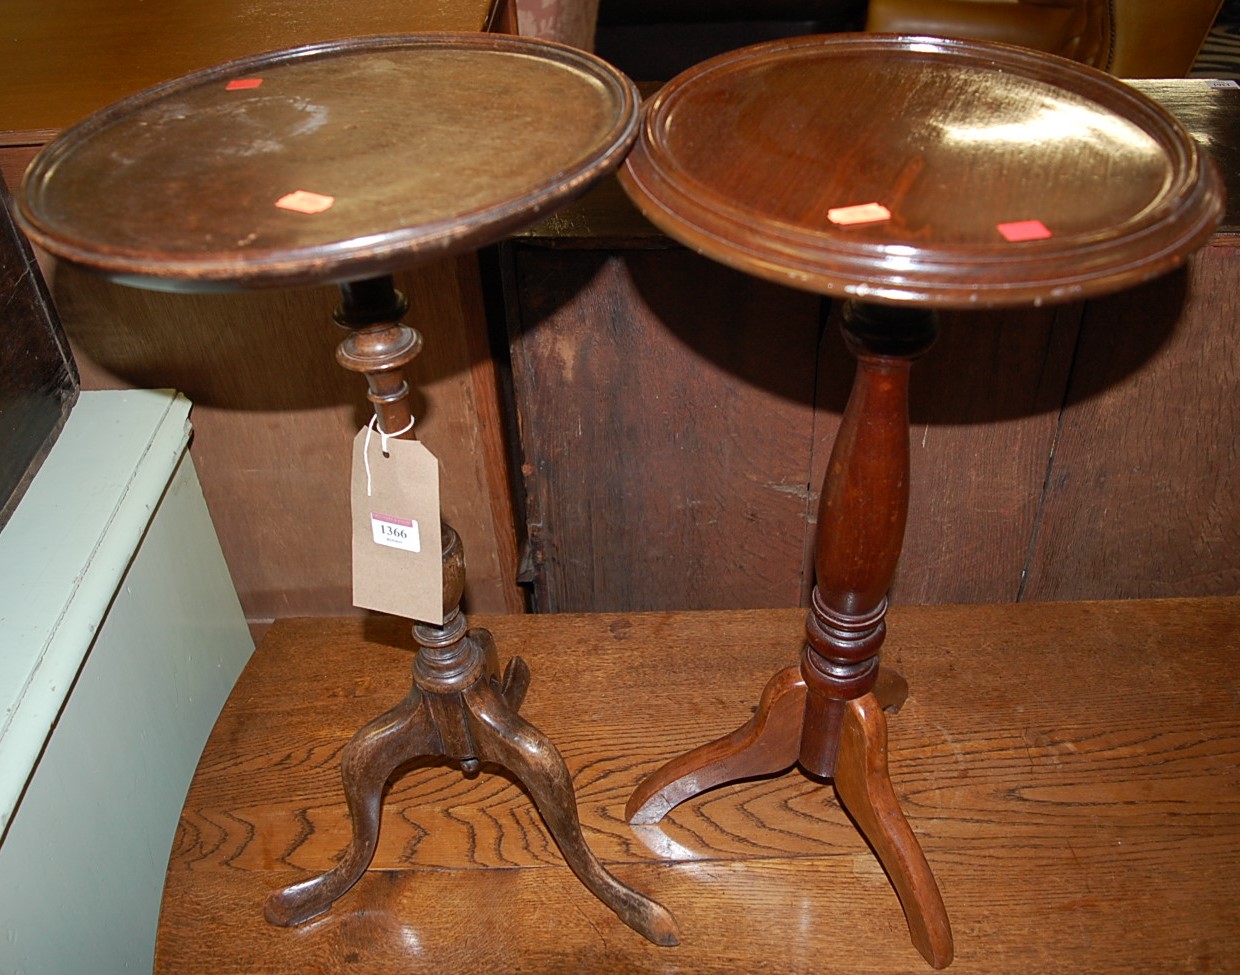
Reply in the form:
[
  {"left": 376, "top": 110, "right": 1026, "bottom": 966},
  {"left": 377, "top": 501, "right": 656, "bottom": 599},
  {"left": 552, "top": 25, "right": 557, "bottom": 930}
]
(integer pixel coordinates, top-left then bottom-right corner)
[{"left": 350, "top": 428, "right": 443, "bottom": 625}]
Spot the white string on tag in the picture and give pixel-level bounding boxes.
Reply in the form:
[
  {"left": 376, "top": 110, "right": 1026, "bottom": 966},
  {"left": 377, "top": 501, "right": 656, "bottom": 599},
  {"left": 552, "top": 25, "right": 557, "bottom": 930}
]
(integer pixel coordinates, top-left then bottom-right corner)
[{"left": 363, "top": 413, "right": 416, "bottom": 497}]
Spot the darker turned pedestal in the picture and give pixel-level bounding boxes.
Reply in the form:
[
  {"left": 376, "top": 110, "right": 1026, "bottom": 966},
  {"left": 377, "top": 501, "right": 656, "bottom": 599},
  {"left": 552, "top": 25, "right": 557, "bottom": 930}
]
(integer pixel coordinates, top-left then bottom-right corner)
[{"left": 618, "top": 33, "right": 1223, "bottom": 969}]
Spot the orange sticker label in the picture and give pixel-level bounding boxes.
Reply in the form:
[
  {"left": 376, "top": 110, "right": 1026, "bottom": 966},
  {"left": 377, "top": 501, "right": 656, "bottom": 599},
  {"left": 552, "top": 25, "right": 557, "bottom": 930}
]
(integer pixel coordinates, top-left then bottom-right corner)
[
  {"left": 997, "top": 219, "right": 1052, "bottom": 242},
  {"left": 226, "top": 78, "right": 264, "bottom": 91},
  {"left": 827, "top": 202, "right": 891, "bottom": 226},
  {"left": 275, "top": 190, "right": 335, "bottom": 214}
]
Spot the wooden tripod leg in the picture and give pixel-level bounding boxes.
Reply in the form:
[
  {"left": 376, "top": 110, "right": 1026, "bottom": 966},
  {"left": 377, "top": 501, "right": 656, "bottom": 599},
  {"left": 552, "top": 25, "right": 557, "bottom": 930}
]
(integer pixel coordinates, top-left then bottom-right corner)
[
  {"left": 833, "top": 694, "right": 953, "bottom": 970},
  {"left": 466, "top": 680, "right": 682, "bottom": 947},
  {"left": 264, "top": 686, "right": 439, "bottom": 926},
  {"left": 625, "top": 666, "right": 807, "bottom": 825}
]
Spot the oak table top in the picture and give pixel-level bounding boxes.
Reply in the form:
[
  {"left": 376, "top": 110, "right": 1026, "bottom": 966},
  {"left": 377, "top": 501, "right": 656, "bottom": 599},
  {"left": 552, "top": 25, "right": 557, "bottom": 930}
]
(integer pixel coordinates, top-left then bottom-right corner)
[
  {"left": 157, "top": 598, "right": 1240, "bottom": 973},
  {"left": 15, "top": 33, "right": 640, "bottom": 291}
]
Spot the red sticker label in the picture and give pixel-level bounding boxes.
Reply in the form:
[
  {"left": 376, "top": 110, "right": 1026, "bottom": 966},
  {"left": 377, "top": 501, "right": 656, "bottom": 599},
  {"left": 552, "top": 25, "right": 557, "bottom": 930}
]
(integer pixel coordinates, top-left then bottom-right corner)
[
  {"left": 226, "top": 78, "right": 264, "bottom": 91},
  {"left": 275, "top": 190, "right": 335, "bottom": 214},
  {"left": 997, "top": 219, "right": 1052, "bottom": 242}
]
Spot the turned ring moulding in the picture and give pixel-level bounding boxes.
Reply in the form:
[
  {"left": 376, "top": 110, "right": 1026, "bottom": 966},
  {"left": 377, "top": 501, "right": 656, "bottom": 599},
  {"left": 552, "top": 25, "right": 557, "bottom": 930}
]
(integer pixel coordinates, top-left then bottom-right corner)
[{"left": 619, "top": 33, "right": 1223, "bottom": 309}]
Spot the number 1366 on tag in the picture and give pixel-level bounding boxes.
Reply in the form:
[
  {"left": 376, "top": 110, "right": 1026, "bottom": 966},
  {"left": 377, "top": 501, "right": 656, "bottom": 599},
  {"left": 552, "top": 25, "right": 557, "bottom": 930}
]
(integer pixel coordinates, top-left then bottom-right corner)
[{"left": 370, "top": 512, "right": 421, "bottom": 553}]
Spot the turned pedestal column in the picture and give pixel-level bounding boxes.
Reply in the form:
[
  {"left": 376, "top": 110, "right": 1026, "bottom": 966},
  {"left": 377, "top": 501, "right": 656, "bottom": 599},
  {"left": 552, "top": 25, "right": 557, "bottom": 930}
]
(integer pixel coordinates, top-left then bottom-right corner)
[{"left": 616, "top": 33, "right": 1222, "bottom": 968}]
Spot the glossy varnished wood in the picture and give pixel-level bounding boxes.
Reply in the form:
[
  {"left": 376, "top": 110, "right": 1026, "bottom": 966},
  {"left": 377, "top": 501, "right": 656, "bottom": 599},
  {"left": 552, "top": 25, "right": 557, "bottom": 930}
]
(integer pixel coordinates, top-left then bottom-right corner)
[
  {"left": 621, "top": 34, "right": 1222, "bottom": 307},
  {"left": 157, "top": 599, "right": 1240, "bottom": 973},
  {"left": 615, "top": 36, "right": 1223, "bottom": 967},
  {"left": 17, "top": 34, "right": 639, "bottom": 290}
]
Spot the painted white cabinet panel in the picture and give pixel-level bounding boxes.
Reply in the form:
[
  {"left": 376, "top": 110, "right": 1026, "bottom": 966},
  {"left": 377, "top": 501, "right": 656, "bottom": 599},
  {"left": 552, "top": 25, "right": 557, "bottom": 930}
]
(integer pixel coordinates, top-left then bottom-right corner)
[{"left": 0, "top": 390, "right": 253, "bottom": 975}]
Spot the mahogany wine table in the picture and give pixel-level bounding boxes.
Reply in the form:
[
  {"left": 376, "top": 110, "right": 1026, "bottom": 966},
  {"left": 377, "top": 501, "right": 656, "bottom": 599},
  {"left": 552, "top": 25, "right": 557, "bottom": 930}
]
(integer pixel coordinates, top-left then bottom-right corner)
[
  {"left": 15, "top": 33, "right": 678, "bottom": 945},
  {"left": 617, "top": 34, "right": 1223, "bottom": 968},
  {"left": 154, "top": 599, "right": 1240, "bottom": 973}
]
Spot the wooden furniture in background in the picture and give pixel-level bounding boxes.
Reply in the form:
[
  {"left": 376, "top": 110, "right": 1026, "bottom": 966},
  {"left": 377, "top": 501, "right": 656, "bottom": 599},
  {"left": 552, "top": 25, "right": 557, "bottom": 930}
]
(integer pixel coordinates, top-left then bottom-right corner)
[
  {"left": 155, "top": 597, "right": 1240, "bottom": 973},
  {"left": 0, "top": 0, "right": 523, "bottom": 627},
  {"left": 505, "top": 77, "right": 1240, "bottom": 614},
  {"left": 17, "top": 33, "right": 677, "bottom": 945},
  {"left": 0, "top": 175, "right": 77, "bottom": 528},
  {"left": 609, "top": 34, "right": 1221, "bottom": 967}
]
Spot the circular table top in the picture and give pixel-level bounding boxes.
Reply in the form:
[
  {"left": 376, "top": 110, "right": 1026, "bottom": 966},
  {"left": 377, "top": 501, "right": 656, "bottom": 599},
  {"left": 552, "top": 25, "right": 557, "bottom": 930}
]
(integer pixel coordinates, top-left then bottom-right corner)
[
  {"left": 620, "top": 34, "right": 1224, "bottom": 308},
  {"left": 17, "top": 34, "right": 639, "bottom": 292}
]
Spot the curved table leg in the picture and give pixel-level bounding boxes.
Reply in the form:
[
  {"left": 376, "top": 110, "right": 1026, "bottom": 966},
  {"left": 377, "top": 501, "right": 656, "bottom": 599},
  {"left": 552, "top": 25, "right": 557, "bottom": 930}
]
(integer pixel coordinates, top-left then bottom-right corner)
[
  {"left": 833, "top": 693, "right": 953, "bottom": 969},
  {"left": 265, "top": 687, "right": 439, "bottom": 926},
  {"left": 466, "top": 680, "right": 681, "bottom": 947},
  {"left": 625, "top": 666, "right": 807, "bottom": 825}
]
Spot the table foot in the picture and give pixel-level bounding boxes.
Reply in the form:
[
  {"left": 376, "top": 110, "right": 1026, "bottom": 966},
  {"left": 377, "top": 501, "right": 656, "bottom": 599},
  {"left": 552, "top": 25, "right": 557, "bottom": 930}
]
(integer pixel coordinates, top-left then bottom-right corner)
[
  {"left": 875, "top": 667, "right": 909, "bottom": 714},
  {"left": 834, "top": 694, "right": 953, "bottom": 969},
  {"left": 467, "top": 678, "right": 681, "bottom": 946},
  {"left": 266, "top": 626, "right": 677, "bottom": 946},
  {"left": 264, "top": 685, "right": 438, "bottom": 926},
  {"left": 625, "top": 666, "right": 807, "bottom": 825}
]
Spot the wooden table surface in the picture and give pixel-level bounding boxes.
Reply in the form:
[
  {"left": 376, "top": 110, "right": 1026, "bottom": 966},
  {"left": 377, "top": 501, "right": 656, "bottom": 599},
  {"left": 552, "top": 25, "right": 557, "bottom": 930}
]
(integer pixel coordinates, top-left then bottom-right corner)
[{"left": 158, "top": 598, "right": 1240, "bottom": 973}]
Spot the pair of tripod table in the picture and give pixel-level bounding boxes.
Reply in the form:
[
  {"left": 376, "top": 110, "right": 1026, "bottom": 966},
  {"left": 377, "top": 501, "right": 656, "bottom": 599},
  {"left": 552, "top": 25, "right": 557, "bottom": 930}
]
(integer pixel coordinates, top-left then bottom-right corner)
[{"left": 17, "top": 31, "right": 1220, "bottom": 969}]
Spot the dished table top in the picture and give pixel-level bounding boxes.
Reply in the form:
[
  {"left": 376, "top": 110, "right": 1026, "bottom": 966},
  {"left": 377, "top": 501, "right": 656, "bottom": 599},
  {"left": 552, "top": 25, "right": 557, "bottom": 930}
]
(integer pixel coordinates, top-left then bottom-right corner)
[
  {"left": 157, "top": 598, "right": 1240, "bottom": 973},
  {"left": 620, "top": 35, "right": 1224, "bottom": 307},
  {"left": 15, "top": 34, "right": 640, "bottom": 291}
]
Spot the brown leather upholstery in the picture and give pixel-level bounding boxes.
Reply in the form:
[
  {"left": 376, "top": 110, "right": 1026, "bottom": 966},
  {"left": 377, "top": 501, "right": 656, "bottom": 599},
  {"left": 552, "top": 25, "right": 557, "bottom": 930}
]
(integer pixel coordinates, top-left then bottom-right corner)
[{"left": 865, "top": 0, "right": 1224, "bottom": 77}]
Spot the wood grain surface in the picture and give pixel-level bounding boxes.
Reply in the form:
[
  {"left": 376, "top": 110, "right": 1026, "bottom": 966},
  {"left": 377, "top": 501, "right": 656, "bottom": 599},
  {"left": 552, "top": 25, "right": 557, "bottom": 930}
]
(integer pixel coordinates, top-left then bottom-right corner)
[
  {"left": 159, "top": 598, "right": 1240, "bottom": 973},
  {"left": 620, "top": 35, "right": 1221, "bottom": 307},
  {"left": 506, "top": 79, "right": 1237, "bottom": 614},
  {"left": 508, "top": 247, "right": 822, "bottom": 611},
  {"left": 1023, "top": 246, "right": 1240, "bottom": 600}
]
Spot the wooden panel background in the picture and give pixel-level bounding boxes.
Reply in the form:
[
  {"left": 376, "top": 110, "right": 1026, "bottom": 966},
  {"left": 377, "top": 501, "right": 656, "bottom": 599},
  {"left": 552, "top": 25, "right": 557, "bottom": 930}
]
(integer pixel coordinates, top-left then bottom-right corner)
[
  {"left": 0, "top": 0, "right": 505, "bottom": 140},
  {"left": 509, "top": 247, "right": 821, "bottom": 611},
  {"left": 49, "top": 255, "right": 521, "bottom": 621},
  {"left": 505, "top": 173, "right": 1235, "bottom": 612},
  {"left": 1023, "top": 245, "right": 1240, "bottom": 600},
  {"left": 507, "top": 236, "right": 1095, "bottom": 611}
]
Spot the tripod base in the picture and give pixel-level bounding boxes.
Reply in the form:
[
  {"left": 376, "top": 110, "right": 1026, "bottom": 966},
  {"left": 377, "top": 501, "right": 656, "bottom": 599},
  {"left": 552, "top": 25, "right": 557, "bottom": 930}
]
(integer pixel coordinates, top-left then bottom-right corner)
[
  {"left": 625, "top": 666, "right": 950, "bottom": 967},
  {"left": 267, "top": 623, "right": 680, "bottom": 947}
]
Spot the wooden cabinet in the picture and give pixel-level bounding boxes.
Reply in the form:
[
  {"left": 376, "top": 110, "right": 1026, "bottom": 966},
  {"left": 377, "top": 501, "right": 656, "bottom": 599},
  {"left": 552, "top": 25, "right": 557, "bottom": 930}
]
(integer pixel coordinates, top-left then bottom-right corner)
[{"left": 503, "top": 81, "right": 1239, "bottom": 612}]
